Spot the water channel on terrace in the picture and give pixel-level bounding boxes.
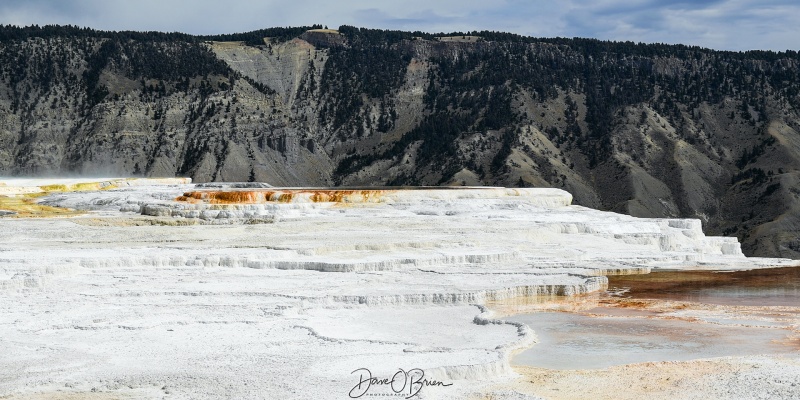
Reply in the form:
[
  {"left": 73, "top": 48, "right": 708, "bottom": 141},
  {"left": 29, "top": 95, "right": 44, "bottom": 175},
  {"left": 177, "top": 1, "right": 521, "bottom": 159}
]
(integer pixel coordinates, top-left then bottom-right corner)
[{"left": 504, "top": 267, "right": 800, "bottom": 370}]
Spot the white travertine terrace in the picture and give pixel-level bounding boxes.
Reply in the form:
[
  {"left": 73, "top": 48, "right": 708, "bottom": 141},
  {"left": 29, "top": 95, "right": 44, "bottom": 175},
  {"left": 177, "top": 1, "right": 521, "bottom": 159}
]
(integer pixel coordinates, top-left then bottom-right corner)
[
  {"left": 0, "top": 177, "right": 191, "bottom": 195},
  {"left": 1, "top": 178, "right": 798, "bottom": 399}
]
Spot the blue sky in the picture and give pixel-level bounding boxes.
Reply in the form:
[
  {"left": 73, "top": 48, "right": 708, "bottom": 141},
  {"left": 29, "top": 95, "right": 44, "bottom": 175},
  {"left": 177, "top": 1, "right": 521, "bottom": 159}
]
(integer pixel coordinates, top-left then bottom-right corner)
[{"left": 1, "top": 0, "right": 798, "bottom": 51}]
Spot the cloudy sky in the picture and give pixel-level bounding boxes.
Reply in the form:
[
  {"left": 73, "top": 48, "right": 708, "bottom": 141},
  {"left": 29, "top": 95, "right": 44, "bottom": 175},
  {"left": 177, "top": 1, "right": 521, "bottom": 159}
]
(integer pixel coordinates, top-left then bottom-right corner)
[{"left": 1, "top": 0, "right": 798, "bottom": 51}]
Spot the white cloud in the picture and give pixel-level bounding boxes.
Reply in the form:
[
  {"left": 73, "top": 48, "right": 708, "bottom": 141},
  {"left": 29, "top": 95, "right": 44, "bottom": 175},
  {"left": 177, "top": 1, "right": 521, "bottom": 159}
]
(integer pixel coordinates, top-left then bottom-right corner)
[{"left": 0, "top": 0, "right": 798, "bottom": 51}]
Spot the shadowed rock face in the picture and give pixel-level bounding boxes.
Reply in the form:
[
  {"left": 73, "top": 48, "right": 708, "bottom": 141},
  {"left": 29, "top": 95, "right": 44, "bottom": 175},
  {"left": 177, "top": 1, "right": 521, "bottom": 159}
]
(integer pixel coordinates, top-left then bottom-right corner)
[{"left": 2, "top": 27, "right": 800, "bottom": 256}]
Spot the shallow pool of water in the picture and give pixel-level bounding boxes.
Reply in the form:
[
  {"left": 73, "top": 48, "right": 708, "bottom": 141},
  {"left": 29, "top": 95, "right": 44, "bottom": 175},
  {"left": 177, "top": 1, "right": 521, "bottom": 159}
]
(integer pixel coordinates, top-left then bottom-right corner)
[
  {"left": 607, "top": 266, "right": 800, "bottom": 306},
  {"left": 508, "top": 311, "right": 796, "bottom": 370},
  {"left": 507, "top": 267, "right": 800, "bottom": 369}
]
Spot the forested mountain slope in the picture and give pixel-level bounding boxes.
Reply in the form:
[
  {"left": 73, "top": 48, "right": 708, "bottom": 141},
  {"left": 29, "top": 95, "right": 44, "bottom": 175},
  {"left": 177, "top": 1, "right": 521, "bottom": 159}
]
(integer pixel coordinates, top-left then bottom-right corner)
[{"left": 2, "top": 24, "right": 800, "bottom": 257}]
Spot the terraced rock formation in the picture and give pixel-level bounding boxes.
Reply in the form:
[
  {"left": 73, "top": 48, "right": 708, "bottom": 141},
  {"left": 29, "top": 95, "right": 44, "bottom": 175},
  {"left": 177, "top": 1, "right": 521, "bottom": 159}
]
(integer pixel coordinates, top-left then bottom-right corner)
[{"left": 1, "top": 178, "right": 798, "bottom": 399}]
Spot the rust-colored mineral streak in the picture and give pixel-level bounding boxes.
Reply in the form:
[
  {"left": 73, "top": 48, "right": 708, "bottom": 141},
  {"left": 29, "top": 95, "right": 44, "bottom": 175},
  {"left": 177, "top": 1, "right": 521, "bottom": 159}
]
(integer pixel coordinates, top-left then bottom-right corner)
[{"left": 176, "top": 189, "right": 394, "bottom": 204}]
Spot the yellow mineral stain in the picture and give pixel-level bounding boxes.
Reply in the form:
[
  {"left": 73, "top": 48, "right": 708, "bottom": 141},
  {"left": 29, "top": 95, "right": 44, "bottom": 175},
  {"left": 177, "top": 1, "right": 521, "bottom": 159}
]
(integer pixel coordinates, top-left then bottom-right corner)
[
  {"left": 39, "top": 184, "right": 69, "bottom": 192},
  {"left": 39, "top": 181, "right": 118, "bottom": 193},
  {"left": 0, "top": 180, "right": 122, "bottom": 218},
  {"left": 0, "top": 193, "right": 82, "bottom": 218}
]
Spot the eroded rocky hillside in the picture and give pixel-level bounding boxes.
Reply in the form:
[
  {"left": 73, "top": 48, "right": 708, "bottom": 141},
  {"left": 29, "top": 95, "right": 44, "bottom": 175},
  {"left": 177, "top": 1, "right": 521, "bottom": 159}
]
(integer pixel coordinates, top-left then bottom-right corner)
[{"left": 2, "top": 25, "right": 800, "bottom": 257}]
